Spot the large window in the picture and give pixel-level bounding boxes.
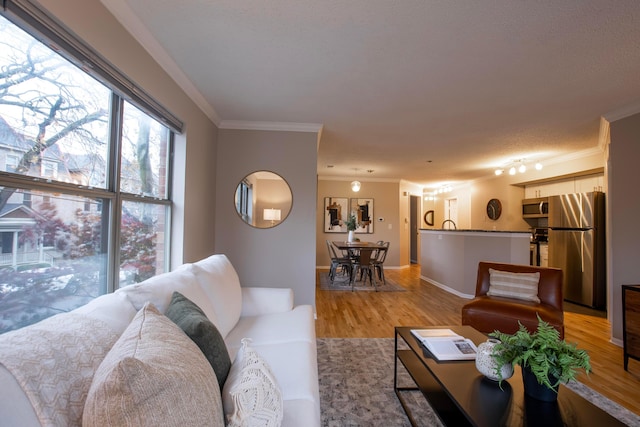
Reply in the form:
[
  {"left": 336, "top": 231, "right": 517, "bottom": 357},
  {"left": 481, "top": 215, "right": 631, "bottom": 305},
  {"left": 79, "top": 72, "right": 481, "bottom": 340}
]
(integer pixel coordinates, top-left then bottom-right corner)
[{"left": 0, "top": 9, "right": 177, "bottom": 334}]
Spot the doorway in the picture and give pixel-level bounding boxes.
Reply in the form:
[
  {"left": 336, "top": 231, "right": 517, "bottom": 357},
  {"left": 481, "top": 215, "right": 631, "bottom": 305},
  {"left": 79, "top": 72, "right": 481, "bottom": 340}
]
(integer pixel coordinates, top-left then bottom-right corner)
[
  {"left": 445, "top": 198, "right": 458, "bottom": 228},
  {"left": 410, "top": 195, "right": 419, "bottom": 264}
]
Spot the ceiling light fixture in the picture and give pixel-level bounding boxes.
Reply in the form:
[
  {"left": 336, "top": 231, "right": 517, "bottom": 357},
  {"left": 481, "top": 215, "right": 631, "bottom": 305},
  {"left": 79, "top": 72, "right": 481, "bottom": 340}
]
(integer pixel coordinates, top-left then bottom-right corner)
[
  {"left": 424, "top": 184, "right": 452, "bottom": 200},
  {"left": 495, "top": 158, "right": 543, "bottom": 177},
  {"left": 351, "top": 168, "right": 361, "bottom": 192}
]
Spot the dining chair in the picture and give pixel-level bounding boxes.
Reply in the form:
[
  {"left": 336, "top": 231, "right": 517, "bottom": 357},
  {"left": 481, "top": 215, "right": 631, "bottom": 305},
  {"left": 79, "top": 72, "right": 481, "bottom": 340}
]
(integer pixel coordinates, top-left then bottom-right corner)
[
  {"left": 352, "top": 248, "right": 377, "bottom": 291},
  {"left": 326, "top": 240, "right": 351, "bottom": 283},
  {"left": 372, "top": 242, "right": 389, "bottom": 286}
]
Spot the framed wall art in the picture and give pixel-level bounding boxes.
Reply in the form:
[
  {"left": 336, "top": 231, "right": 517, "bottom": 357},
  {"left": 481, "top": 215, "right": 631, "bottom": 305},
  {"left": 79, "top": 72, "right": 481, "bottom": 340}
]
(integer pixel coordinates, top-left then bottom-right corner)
[
  {"left": 350, "top": 198, "right": 374, "bottom": 233},
  {"left": 324, "top": 197, "right": 349, "bottom": 233}
]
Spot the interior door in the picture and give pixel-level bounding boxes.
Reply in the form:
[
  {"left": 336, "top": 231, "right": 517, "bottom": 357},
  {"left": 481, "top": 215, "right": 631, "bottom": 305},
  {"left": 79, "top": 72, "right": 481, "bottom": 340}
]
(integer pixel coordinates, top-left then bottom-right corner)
[
  {"left": 445, "top": 198, "right": 458, "bottom": 227},
  {"left": 410, "top": 195, "right": 419, "bottom": 264}
]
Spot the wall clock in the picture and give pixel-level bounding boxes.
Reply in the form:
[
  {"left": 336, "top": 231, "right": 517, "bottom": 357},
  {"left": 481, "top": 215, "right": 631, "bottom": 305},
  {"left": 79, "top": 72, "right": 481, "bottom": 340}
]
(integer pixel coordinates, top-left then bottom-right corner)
[{"left": 486, "top": 198, "right": 502, "bottom": 220}]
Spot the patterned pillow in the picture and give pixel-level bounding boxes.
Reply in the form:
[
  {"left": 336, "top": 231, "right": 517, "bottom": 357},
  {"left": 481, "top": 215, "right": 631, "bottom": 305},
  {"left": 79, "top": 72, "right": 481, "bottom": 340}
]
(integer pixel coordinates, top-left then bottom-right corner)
[
  {"left": 487, "top": 268, "right": 541, "bottom": 303},
  {"left": 83, "top": 303, "right": 224, "bottom": 427},
  {"left": 222, "top": 338, "right": 283, "bottom": 427}
]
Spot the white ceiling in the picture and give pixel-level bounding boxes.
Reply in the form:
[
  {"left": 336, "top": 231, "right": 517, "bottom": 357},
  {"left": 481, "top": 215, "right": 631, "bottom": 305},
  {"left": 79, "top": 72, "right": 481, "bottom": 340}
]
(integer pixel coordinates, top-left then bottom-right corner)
[{"left": 102, "top": 0, "right": 640, "bottom": 188}]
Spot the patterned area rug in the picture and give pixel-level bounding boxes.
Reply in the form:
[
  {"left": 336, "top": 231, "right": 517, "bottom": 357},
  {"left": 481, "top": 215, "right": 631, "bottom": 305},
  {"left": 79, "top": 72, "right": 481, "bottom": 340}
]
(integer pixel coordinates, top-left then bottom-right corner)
[
  {"left": 317, "top": 270, "right": 406, "bottom": 292},
  {"left": 317, "top": 338, "right": 640, "bottom": 427}
]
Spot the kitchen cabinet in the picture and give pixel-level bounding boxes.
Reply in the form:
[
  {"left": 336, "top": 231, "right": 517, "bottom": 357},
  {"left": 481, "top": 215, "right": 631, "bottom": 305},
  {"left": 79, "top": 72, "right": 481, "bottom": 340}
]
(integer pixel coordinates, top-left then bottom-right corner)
[
  {"left": 574, "top": 175, "right": 604, "bottom": 193},
  {"left": 623, "top": 285, "right": 640, "bottom": 371},
  {"left": 525, "top": 180, "right": 574, "bottom": 198},
  {"left": 525, "top": 174, "right": 604, "bottom": 198}
]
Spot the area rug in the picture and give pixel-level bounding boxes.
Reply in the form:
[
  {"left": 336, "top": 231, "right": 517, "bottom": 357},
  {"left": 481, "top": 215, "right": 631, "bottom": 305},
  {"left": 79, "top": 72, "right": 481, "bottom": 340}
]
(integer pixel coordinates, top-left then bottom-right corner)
[
  {"left": 317, "top": 338, "right": 640, "bottom": 427},
  {"left": 317, "top": 270, "right": 406, "bottom": 292}
]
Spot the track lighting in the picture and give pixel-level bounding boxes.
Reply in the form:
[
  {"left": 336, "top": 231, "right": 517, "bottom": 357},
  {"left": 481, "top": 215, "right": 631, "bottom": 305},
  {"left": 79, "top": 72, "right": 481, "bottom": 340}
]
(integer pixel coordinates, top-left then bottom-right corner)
[{"left": 495, "top": 159, "right": 542, "bottom": 177}]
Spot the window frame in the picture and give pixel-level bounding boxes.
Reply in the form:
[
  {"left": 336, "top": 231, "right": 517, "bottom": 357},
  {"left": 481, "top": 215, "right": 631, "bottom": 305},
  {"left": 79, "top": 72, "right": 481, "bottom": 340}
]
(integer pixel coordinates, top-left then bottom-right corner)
[{"left": 0, "top": 1, "right": 177, "bottom": 300}]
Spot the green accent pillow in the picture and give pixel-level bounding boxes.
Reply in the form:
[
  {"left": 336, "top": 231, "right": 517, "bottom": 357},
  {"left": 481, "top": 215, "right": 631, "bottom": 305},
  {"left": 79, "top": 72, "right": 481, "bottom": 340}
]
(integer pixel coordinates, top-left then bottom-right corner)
[{"left": 165, "top": 291, "right": 231, "bottom": 389}]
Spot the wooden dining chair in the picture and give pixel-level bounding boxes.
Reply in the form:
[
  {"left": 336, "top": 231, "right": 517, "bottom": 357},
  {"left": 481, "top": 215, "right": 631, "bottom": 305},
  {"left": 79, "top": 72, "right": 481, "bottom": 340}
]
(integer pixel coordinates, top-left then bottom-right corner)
[{"left": 352, "top": 248, "right": 377, "bottom": 291}]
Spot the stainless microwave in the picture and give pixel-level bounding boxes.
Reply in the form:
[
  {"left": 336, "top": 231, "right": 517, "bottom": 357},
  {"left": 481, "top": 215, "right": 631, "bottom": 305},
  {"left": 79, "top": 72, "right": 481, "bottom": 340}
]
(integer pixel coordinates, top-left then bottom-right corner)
[{"left": 522, "top": 197, "right": 549, "bottom": 218}]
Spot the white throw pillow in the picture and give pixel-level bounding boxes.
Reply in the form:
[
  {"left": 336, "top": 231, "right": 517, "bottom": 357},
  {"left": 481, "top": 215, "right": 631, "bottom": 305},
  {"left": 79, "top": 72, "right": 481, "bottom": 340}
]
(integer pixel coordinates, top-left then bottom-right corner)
[
  {"left": 222, "top": 338, "right": 283, "bottom": 427},
  {"left": 193, "top": 254, "right": 243, "bottom": 338},
  {"left": 83, "top": 303, "right": 224, "bottom": 427},
  {"left": 487, "top": 268, "right": 541, "bottom": 303},
  {"left": 115, "top": 263, "right": 220, "bottom": 327}
]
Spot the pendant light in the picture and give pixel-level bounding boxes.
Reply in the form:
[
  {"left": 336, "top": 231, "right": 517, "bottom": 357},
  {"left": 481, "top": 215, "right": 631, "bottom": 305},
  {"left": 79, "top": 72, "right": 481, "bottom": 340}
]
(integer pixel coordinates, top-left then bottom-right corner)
[{"left": 351, "top": 168, "right": 361, "bottom": 192}]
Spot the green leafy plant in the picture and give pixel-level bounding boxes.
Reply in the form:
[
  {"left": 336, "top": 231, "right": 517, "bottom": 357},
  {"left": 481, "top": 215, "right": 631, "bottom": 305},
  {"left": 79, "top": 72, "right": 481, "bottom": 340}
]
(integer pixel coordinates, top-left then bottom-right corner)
[
  {"left": 345, "top": 213, "right": 358, "bottom": 231},
  {"left": 489, "top": 315, "right": 591, "bottom": 391}
]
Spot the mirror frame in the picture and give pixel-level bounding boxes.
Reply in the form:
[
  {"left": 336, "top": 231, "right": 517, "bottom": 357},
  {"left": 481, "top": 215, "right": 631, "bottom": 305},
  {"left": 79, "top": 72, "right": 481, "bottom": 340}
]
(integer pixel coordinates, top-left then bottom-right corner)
[
  {"left": 424, "top": 210, "right": 435, "bottom": 226},
  {"left": 234, "top": 170, "right": 293, "bottom": 229},
  {"left": 486, "top": 198, "right": 502, "bottom": 221}
]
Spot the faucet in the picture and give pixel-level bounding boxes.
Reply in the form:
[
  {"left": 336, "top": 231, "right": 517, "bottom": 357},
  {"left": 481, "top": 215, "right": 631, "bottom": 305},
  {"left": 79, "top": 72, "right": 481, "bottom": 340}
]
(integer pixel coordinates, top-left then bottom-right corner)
[{"left": 441, "top": 219, "right": 457, "bottom": 230}]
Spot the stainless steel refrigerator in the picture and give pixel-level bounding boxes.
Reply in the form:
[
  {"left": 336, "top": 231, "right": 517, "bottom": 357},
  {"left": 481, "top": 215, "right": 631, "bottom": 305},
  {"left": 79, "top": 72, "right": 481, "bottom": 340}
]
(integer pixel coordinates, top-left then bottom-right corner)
[{"left": 548, "top": 192, "right": 606, "bottom": 308}]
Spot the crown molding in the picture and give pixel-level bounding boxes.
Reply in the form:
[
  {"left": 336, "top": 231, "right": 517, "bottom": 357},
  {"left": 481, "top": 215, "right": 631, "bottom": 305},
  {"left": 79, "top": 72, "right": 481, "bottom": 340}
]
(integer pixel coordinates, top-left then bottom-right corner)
[
  {"left": 602, "top": 100, "right": 640, "bottom": 123},
  {"left": 317, "top": 176, "right": 400, "bottom": 183},
  {"left": 219, "top": 120, "right": 323, "bottom": 133},
  {"left": 542, "top": 146, "right": 604, "bottom": 166},
  {"left": 100, "top": 0, "right": 221, "bottom": 126},
  {"left": 598, "top": 116, "right": 611, "bottom": 151}
]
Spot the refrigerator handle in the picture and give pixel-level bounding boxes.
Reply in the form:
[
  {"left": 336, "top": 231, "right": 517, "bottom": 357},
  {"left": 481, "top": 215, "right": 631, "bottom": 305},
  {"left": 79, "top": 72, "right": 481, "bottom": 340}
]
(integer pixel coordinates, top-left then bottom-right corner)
[{"left": 581, "top": 232, "right": 585, "bottom": 273}]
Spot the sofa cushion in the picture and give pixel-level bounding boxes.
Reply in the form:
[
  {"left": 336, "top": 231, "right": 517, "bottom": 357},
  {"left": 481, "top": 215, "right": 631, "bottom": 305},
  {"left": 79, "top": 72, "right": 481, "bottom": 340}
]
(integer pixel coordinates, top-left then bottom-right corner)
[
  {"left": 462, "top": 296, "right": 565, "bottom": 337},
  {"left": 243, "top": 341, "right": 319, "bottom": 403},
  {"left": 83, "top": 303, "right": 224, "bottom": 427},
  {"left": 222, "top": 338, "right": 283, "bottom": 427},
  {"left": 487, "top": 268, "right": 541, "bottom": 303},
  {"left": 225, "top": 305, "right": 315, "bottom": 360},
  {"left": 73, "top": 292, "right": 137, "bottom": 335},
  {"left": 165, "top": 291, "right": 231, "bottom": 389},
  {"left": 115, "top": 263, "right": 220, "bottom": 326},
  {"left": 193, "top": 254, "right": 242, "bottom": 338}
]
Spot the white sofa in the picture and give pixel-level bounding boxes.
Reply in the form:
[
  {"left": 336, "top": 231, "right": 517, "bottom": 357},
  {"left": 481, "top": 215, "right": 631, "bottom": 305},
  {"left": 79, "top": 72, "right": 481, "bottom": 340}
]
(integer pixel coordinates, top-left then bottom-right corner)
[{"left": 0, "top": 254, "right": 320, "bottom": 426}]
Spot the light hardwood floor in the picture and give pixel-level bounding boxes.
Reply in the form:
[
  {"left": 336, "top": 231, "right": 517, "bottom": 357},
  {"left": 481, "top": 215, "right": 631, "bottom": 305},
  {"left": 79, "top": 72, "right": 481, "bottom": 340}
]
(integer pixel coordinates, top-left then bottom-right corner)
[{"left": 315, "top": 264, "right": 640, "bottom": 416}]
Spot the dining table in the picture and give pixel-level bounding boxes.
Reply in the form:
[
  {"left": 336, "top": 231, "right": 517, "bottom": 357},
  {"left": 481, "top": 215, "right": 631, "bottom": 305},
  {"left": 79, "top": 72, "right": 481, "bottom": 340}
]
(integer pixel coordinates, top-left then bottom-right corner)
[
  {"left": 332, "top": 240, "right": 386, "bottom": 251},
  {"left": 331, "top": 241, "right": 387, "bottom": 286}
]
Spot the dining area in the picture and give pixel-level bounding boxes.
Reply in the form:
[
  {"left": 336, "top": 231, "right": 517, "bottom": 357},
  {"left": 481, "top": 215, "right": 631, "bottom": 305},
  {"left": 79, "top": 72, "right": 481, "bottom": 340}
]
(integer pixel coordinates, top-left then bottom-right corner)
[{"left": 326, "top": 240, "right": 390, "bottom": 291}]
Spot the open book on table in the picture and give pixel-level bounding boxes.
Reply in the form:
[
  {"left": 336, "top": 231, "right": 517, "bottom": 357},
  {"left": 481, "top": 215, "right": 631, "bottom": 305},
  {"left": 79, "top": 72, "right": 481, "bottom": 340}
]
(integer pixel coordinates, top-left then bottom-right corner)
[{"left": 410, "top": 328, "right": 478, "bottom": 361}]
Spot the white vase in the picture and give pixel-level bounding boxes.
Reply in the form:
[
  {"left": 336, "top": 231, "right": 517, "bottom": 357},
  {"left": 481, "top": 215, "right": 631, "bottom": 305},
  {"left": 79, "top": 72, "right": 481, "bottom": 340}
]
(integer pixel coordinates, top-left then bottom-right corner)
[
  {"left": 347, "top": 230, "right": 355, "bottom": 242},
  {"left": 475, "top": 338, "right": 514, "bottom": 381}
]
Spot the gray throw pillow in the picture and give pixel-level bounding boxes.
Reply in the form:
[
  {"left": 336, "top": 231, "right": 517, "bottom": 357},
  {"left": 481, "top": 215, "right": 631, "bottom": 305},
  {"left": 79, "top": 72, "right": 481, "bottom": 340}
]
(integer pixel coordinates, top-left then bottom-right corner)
[{"left": 165, "top": 291, "right": 231, "bottom": 389}]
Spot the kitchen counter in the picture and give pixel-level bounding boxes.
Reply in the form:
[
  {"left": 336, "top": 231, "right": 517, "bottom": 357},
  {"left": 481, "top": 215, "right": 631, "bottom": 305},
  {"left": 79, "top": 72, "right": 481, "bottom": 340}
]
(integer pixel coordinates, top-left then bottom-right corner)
[
  {"left": 420, "top": 229, "right": 530, "bottom": 298},
  {"left": 421, "top": 229, "right": 530, "bottom": 234}
]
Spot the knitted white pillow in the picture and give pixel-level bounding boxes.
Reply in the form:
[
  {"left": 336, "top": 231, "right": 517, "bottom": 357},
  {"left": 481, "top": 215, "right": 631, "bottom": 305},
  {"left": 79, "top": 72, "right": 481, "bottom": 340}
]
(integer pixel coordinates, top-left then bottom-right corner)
[{"left": 222, "top": 338, "right": 283, "bottom": 427}]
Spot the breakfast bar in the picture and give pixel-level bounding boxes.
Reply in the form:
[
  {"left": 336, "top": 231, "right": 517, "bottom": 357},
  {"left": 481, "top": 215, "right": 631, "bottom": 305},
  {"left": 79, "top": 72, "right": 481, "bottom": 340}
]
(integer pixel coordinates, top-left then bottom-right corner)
[{"left": 419, "top": 229, "right": 530, "bottom": 298}]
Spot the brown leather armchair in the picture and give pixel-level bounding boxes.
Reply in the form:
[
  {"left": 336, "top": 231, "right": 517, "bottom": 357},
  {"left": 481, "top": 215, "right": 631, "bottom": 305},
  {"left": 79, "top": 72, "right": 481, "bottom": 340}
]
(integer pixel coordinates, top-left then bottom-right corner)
[{"left": 461, "top": 261, "right": 564, "bottom": 338}]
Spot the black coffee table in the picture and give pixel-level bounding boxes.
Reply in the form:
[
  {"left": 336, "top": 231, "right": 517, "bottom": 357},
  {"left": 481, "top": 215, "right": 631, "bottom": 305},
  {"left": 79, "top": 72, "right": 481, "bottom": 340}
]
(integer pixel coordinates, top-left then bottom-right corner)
[{"left": 394, "top": 326, "right": 625, "bottom": 427}]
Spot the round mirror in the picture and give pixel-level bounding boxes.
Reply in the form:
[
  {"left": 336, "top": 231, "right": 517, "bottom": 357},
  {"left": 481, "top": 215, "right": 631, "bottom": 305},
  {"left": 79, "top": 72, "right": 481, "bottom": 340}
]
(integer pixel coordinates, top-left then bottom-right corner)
[{"left": 234, "top": 171, "right": 292, "bottom": 228}]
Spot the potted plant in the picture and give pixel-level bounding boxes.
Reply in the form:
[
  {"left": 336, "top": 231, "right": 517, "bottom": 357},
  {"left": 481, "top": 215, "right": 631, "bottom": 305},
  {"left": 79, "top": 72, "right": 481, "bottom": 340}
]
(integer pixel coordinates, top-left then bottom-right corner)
[
  {"left": 489, "top": 315, "right": 591, "bottom": 401},
  {"left": 345, "top": 213, "right": 357, "bottom": 242}
]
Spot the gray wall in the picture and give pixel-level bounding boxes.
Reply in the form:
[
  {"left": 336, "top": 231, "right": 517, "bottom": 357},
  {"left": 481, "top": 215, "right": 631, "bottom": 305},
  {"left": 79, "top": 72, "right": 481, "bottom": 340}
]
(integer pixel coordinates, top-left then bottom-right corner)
[
  {"left": 609, "top": 112, "right": 640, "bottom": 341},
  {"left": 37, "top": 0, "right": 219, "bottom": 267},
  {"left": 215, "top": 129, "right": 318, "bottom": 307}
]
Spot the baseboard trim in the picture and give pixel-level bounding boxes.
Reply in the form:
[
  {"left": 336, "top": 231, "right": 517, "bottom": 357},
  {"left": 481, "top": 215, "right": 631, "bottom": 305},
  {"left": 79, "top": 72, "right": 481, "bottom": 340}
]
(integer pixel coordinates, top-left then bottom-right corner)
[{"left": 419, "top": 275, "right": 475, "bottom": 299}]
